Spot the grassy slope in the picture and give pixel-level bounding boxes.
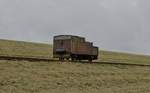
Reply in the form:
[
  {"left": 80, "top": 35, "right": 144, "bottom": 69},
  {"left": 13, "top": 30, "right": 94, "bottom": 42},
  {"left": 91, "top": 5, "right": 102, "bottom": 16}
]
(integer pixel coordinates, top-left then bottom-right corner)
[
  {"left": 100, "top": 50, "right": 150, "bottom": 65},
  {"left": 0, "top": 39, "right": 150, "bottom": 93},
  {"left": 0, "top": 39, "right": 52, "bottom": 58},
  {"left": 0, "top": 60, "right": 150, "bottom": 93}
]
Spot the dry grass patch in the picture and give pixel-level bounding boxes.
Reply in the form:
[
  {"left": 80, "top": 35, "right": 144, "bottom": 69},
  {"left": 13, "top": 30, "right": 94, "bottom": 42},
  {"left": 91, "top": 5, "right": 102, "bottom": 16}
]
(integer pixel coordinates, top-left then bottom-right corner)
[{"left": 0, "top": 60, "right": 150, "bottom": 93}]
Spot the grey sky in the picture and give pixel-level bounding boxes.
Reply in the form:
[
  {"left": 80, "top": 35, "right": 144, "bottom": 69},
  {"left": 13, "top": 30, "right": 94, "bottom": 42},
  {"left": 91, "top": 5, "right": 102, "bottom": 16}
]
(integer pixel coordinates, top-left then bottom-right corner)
[{"left": 0, "top": 0, "right": 150, "bottom": 54}]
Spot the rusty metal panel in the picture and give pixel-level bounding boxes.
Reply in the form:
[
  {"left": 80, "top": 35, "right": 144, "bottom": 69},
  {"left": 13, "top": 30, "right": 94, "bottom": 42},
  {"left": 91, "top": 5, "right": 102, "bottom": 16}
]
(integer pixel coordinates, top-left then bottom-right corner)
[
  {"left": 76, "top": 43, "right": 91, "bottom": 55},
  {"left": 53, "top": 39, "right": 71, "bottom": 52},
  {"left": 53, "top": 35, "right": 72, "bottom": 58},
  {"left": 92, "top": 47, "right": 98, "bottom": 56},
  {"left": 53, "top": 35, "right": 99, "bottom": 59},
  {"left": 71, "top": 36, "right": 81, "bottom": 54},
  {"left": 85, "top": 42, "right": 93, "bottom": 47},
  {"left": 70, "top": 37, "right": 94, "bottom": 55}
]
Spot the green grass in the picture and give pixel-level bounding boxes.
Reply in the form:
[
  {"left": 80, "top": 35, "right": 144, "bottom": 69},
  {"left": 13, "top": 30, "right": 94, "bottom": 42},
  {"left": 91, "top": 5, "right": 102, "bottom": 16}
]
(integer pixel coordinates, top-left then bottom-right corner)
[
  {"left": 0, "top": 60, "right": 150, "bottom": 93},
  {"left": 0, "top": 39, "right": 150, "bottom": 93},
  {"left": 99, "top": 50, "right": 150, "bottom": 65},
  {"left": 0, "top": 39, "right": 52, "bottom": 58}
]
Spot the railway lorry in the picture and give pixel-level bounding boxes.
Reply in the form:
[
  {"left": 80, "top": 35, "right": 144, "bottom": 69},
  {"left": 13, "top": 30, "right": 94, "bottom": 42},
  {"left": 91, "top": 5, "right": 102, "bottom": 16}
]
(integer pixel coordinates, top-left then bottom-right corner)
[{"left": 53, "top": 35, "right": 98, "bottom": 61}]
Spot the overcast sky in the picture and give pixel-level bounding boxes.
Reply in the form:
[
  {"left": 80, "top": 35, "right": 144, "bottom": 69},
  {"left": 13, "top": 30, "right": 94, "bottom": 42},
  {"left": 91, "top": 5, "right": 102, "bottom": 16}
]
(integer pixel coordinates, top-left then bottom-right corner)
[{"left": 0, "top": 0, "right": 150, "bottom": 54}]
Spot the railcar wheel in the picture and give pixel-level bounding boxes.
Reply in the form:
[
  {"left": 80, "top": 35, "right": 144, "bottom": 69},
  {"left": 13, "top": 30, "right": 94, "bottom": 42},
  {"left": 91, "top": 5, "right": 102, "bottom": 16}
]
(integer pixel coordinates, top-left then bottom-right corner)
[
  {"left": 88, "top": 59, "right": 92, "bottom": 62},
  {"left": 59, "top": 57, "right": 64, "bottom": 62},
  {"left": 71, "top": 57, "right": 75, "bottom": 61},
  {"left": 66, "top": 58, "right": 70, "bottom": 61},
  {"left": 88, "top": 57, "right": 93, "bottom": 62}
]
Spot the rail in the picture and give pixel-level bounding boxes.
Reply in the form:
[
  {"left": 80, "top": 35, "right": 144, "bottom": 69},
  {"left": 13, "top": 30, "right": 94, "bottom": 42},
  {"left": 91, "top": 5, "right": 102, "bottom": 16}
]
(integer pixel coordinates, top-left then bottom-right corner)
[{"left": 0, "top": 55, "right": 149, "bottom": 67}]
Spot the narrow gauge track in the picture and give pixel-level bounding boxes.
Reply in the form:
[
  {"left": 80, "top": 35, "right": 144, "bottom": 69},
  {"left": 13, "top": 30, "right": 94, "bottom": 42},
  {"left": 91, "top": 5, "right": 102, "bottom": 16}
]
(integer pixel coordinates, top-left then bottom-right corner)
[
  {"left": 0, "top": 55, "right": 53, "bottom": 62},
  {"left": 0, "top": 55, "right": 150, "bottom": 67}
]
